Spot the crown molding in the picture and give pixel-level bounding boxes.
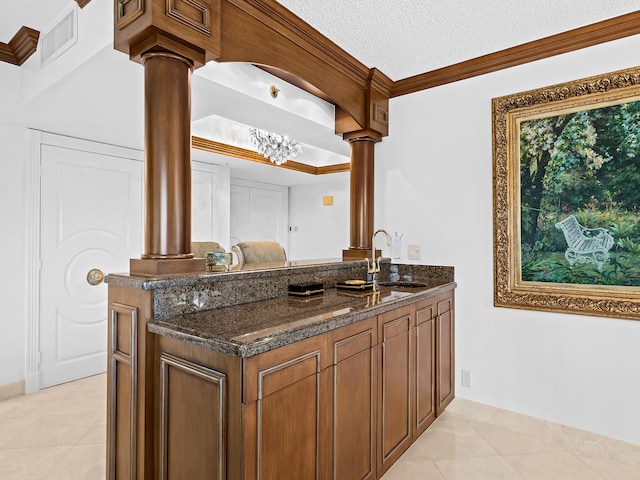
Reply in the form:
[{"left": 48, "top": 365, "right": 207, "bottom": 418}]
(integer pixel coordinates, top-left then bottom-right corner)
[
  {"left": 192, "top": 136, "right": 349, "bottom": 175},
  {"left": 0, "top": 2, "right": 90, "bottom": 66},
  {"left": 391, "top": 10, "right": 640, "bottom": 97},
  {"left": 0, "top": 26, "right": 40, "bottom": 66}
]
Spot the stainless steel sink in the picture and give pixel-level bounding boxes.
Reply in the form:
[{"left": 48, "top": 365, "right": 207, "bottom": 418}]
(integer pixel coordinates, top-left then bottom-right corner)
[{"left": 378, "top": 281, "right": 428, "bottom": 288}]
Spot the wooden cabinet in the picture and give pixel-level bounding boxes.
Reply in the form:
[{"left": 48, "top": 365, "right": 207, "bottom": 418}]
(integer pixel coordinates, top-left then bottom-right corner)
[
  {"left": 377, "top": 306, "right": 413, "bottom": 475},
  {"left": 375, "top": 292, "right": 454, "bottom": 475},
  {"left": 110, "top": 287, "right": 454, "bottom": 479},
  {"left": 243, "top": 316, "right": 380, "bottom": 480}
]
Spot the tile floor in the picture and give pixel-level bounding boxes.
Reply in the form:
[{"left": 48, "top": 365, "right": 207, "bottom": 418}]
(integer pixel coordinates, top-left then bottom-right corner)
[{"left": 1, "top": 373, "right": 639, "bottom": 479}]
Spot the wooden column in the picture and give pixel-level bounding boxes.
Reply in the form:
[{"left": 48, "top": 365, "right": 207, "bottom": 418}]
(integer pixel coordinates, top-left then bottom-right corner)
[
  {"left": 129, "top": 50, "right": 205, "bottom": 275},
  {"left": 142, "top": 52, "right": 192, "bottom": 259},
  {"left": 343, "top": 136, "right": 377, "bottom": 260},
  {"left": 341, "top": 69, "right": 391, "bottom": 261}
]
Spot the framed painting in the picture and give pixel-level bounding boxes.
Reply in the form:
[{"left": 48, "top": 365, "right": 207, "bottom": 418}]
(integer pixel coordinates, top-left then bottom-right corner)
[{"left": 493, "top": 66, "right": 640, "bottom": 319}]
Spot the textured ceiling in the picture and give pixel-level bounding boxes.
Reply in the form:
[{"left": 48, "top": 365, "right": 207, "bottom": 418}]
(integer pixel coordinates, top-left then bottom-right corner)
[
  {"left": 2, "top": 1, "right": 640, "bottom": 79},
  {"left": 278, "top": 0, "right": 640, "bottom": 80},
  {"left": 0, "top": 0, "right": 73, "bottom": 43}
]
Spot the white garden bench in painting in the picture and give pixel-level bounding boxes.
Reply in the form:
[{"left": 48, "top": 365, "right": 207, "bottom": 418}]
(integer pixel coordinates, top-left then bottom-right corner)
[{"left": 554, "top": 215, "right": 614, "bottom": 271}]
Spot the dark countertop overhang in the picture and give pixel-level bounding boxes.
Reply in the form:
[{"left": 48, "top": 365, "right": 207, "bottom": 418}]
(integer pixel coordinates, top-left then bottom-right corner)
[{"left": 148, "top": 280, "right": 456, "bottom": 358}]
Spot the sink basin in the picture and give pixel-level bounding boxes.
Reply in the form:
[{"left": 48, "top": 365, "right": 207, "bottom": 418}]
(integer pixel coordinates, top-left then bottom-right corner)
[{"left": 378, "top": 281, "right": 428, "bottom": 289}]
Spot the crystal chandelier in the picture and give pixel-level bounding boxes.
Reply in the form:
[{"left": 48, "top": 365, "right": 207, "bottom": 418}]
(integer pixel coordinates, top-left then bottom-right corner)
[{"left": 249, "top": 127, "right": 302, "bottom": 165}]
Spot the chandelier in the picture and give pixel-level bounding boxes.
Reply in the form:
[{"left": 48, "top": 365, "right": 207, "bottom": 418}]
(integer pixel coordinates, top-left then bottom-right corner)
[{"left": 249, "top": 127, "right": 302, "bottom": 165}]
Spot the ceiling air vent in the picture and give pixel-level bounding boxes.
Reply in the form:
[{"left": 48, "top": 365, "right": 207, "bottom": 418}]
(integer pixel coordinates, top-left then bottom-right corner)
[{"left": 40, "top": 5, "right": 78, "bottom": 66}]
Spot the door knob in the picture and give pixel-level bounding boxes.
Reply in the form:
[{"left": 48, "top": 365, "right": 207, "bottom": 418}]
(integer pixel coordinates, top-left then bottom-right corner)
[{"left": 86, "top": 268, "right": 104, "bottom": 286}]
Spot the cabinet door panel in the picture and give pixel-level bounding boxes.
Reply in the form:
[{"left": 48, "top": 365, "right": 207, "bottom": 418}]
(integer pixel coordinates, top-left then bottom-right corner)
[
  {"left": 248, "top": 347, "right": 324, "bottom": 480},
  {"left": 259, "top": 374, "right": 320, "bottom": 480},
  {"left": 414, "top": 301, "right": 436, "bottom": 438},
  {"left": 378, "top": 309, "right": 412, "bottom": 474},
  {"left": 159, "top": 353, "right": 226, "bottom": 480},
  {"left": 332, "top": 320, "right": 376, "bottom": 480},
  {"left": 436, "top": 292, "right": 455, "bottom": 415}
]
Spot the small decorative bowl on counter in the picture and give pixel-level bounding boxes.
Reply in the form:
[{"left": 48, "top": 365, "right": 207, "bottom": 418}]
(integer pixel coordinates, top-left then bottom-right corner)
[
  {"left": 206, "top": 252, "right": 233, "bottom": 272},
  {"left": 336, "top": 279, "right": 374, "bottom": 290}
]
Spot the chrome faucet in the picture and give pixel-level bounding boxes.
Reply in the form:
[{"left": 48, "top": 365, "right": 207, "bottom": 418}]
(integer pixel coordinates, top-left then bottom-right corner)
[{"left": 367, "top": 229, "right": 391, "bottom": 290}]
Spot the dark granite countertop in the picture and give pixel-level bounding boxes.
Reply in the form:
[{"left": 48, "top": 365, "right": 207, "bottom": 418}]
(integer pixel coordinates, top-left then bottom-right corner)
[{"left": 148, "top": 279, "right": 455, "bottom": 358}]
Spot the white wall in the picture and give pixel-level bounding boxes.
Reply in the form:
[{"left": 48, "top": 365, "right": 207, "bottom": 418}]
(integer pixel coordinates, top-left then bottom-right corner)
[
  {"left": 288, "top": 175, "right": 350, "bottom": 260},
  {"left": 377, "top": 34, "right": 640, "bottom": 445},
  {"left": 0, "top": 124, "right": 29, "bottom": 386}
]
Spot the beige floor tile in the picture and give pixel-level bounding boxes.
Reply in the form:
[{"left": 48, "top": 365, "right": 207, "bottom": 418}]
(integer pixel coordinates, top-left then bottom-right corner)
[
  {"left": 409, "top": 427, "right": 499, "bottom": 461},
  {"left": 0, "top": 416, "right": 39, "bottom": 449},
  {"left": 381, "top": 459, "right": 445, "bottom": 480},
  {"left": 77, "top": 374, "right": 107, "bottom": 393},
  {"left": 429, "top": 411, "right": 478, "bottom": 437},
  {"left": 571, "top": 449, "right": 640, "bottom": 480},
  {"left": 77, "top": 417, "right": 106, "bottom": 445},
  {"left": 470, "top": 419, "right": 565, "bottom": 455},
  {"left": 504, "top": 450, "right": 604, "bottom": 480},
  {"left": 42, "top": 443, "right": 106, "bottom": 480},
  {"left": 436, "top": 456, "right": 527, "bottom": 480},
  {"left": 3, "top": 414, "right": 102, "bottom": 449},
  {"left": 0, "top": 392, "right": 73, "bottom": 419},
  {"left": 45, "top": 390, "right": 107, "bottom": 416},
  {"left": 0, "top": 445, "right": 71, "bottom": 480}
]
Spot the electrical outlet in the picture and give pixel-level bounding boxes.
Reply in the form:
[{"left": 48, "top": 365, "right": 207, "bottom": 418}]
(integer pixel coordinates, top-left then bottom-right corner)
[
  {"left": 461, "top": 369, "right": 472, "bottom": 388},
  {"left": 408, "top": 244, "right": 421, "bottom": 260}
]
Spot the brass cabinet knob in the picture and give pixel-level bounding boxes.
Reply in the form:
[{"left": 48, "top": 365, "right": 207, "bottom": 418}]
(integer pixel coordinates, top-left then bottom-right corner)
[{"left": 86, "top": 268, "right": 104, "bottom": 286}]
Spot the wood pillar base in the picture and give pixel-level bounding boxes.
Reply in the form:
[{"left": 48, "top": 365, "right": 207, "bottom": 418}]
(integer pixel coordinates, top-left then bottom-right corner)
[
  {"left": 342, "top": 248, "right": 381, "bottom": 261},
  {"left": 130, "top": 258, "right": 205, "bottom": 276}
]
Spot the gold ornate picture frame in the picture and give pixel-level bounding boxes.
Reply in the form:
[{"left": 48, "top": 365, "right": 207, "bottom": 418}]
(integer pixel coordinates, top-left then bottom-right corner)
[{"left": 493, "top": 66, "right": 640, "bottom": 319}]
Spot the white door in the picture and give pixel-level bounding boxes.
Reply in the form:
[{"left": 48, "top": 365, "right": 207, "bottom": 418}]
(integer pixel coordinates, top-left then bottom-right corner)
[
  {"left": 40, "top": 143, "right": 142, "bottom": 388},
  {"left": 229, "top": 179, "right": 288, "bottom": 251},
  {"left": 251, "top": 187, "right": 287, "bottom": 243},
  {"left": 191, "top": 161, "right": 231, "bottom": 249}
]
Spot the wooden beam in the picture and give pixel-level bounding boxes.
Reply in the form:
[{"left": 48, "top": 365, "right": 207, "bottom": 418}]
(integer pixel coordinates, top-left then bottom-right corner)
[{"left": 391, "top": 10, "right": 640, "bottom": 97}]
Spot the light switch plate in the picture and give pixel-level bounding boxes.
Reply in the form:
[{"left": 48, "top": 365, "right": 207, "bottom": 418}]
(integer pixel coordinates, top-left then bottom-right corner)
[{"left": 408, "top": 244, "right": 421, "bottom": 260}]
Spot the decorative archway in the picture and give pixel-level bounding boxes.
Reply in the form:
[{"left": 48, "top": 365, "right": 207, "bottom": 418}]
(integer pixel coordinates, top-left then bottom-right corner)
[{"left": 114, "top": 0, "right": 391, "bottom": 273}]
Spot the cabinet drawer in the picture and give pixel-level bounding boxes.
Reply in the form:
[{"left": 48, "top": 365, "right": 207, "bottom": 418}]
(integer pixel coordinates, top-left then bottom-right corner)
[
  {"left": 259, "top": 351, "right": 320, "bottom": 398},
  {"left": 244, "top": 334, "right": 327, "bottom": 403},
  {"left": 330, "top": 316, "right": 377, "bottom": 364},
  {"left": 379, "top": 305, "right": 412, "bottom": 341}
]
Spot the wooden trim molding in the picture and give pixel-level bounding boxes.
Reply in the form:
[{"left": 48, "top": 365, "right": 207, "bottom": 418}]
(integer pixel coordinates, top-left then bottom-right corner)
[
  {"left": 192, "top": 136, "right": 350, "bottom": 175},
  {"left": 391, "top": 10, "right": 640, "bottom": 97},
  {"left": 0, "top": 26, "right": 40, "bottom": 66},
  {"left": 75, "top": 0, "right": 92, "bottom": 8},
  {"left": 108, "top": 303, "right": 138, "bottom": 480}
]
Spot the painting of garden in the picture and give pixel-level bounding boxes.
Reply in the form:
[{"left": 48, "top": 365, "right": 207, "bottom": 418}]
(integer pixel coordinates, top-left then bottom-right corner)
[{"left": 520, "top": 99, "right": 640, "bottom": 286}]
